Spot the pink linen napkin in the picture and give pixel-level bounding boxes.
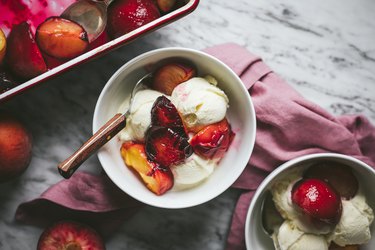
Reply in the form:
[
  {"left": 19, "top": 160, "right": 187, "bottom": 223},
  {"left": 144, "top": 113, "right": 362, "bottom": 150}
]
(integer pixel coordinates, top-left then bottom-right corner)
[
  {"left": 203, "top": 43, "right": 375, "bottom": 249},
  {"left": 15, "top": 172, "right": 142, "bottom": 238},
  {"left": 15, "top": 43, "right": 375, "bottom": 248}
]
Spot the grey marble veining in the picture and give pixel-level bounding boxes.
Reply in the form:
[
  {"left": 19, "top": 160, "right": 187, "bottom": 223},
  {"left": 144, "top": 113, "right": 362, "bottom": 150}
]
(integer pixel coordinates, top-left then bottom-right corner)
[{"left": 1, "top": 0, "right": 375, "bottom": 249}]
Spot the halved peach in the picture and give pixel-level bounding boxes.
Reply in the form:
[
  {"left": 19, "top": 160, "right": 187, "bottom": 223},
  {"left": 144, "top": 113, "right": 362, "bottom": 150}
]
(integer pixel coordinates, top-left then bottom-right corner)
[
  {"left": 37, "top": 221, "right": 105, "bottom": 250},
  {"left": 190, "top": 118, "right": 234, "bottom": 159},
  {"left": 152, "top": 62, "right": 196, "bottom": 95},
  {"left": 36, "top": 17, "right": 89, "bottom": 60},
  {"left": 120, "top": 141, "right": 173, "bottom": 195}
]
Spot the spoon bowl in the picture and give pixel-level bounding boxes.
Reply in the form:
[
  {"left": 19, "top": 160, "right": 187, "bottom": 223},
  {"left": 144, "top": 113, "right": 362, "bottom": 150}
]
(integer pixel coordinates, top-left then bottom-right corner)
[{"left": 61, "top": 0, "right": 113, "bottom": 42}]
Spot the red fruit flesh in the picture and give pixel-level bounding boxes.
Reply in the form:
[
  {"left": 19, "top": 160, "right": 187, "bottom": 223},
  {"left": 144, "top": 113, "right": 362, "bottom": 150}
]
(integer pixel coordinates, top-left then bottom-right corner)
[
  {"left": 190, "top": 119, "right": 234, "bottom": 159},
  {"left": 107, "top": 0, "right": 160, "bottom": 39},
  {"left": 145, "top": 126, "right": 192, "bottom": 167},
  {"left": 36, "top": 17, "right": 89, "bottom": 59},
  {"left": 0, "top": 112, "right": 32, "bottom": 182},
  {"left": 304, "top": 162, "right": 359, "bottom": 200},
  {"left": 6, "top": 22, "right": 47, "bottom": 80},
  {"left": 42, "top": 53, "right": 67, "bottom": 69},
  {"left": 292, "top": 178, "right": 342, "bottom": 225},
  {"left": 121, "top": 141, "right": 173, "bottom": 195},
  {"left": 151, "top": 95, "right": 185, "bottom": 133},
  {"left": 37, "top": 221, "right": 105, "bottom": 250},
  {"left": 152, "top": 62, "right": 197, "bottom": 95}
]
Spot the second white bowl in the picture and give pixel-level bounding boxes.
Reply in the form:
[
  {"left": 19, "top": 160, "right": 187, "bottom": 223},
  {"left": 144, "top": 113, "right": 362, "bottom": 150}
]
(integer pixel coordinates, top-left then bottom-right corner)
[{"left": 245, "top": 153, "right": 375, "bottom": 249}]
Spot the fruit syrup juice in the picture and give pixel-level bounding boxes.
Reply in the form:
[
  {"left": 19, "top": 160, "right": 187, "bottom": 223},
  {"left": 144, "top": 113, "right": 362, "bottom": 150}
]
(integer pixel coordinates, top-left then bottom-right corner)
[
  {"left": 0, "top": 0, "right": 189, "bottom": 90},
  {"left": 0, "top": 0, "right": 75, "bottom": 35},
  {"left": 1, "top": 0, "right": 73, "bottom": 69},
  {"left": 0, "top": 0, "right": 110, "bottom": 73}
]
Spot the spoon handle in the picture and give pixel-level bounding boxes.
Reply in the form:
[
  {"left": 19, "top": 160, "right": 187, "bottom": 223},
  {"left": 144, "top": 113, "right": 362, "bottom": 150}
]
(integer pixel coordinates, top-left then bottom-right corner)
[{"left": 58, "top": 113, "right": 126, "bottom": 179}]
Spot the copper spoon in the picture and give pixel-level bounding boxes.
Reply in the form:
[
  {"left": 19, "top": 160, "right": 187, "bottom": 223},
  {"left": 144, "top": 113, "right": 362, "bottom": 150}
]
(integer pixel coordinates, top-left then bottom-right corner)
[
  {"left": 61, "top": 0, "right": 114, "bottom": 42},
  {"left": 58, "top": 73, "right": 151, "bottom": 178}
]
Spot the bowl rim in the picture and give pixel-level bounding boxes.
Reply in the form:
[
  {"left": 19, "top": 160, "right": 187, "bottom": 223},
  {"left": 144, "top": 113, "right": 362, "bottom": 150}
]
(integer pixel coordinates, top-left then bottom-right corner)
[
  {"left": 244, "top": 152, "right": 375, "bottom": 248},
  {"left": 93, "top": 47, "right": 257, "bottom": 208}
]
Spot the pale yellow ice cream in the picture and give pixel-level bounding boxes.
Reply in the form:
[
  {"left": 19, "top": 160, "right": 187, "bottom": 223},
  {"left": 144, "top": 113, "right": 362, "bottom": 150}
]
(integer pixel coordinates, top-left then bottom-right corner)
[
  {"left": 171, "top": 153, "right": 217, "bottom": 190},
  {"left": 329, "top": 191, "right": 374, "bottom": 246},
  {"left": 276, "top": 220, "right": 329, "bottom": 250},
  {"left": 170, "top": 77, "right": 229, "bottom": 130},
  {"left": 270, "top": 168, "right": 328, "bottom": 234},
  {"left": 118, "top": 89, "right": 164, "bottom": 142},
  {"left": 271, "top": 168, "right": 302, "bottom": 222},
  {"left": 270, "top": 167, "right": 374, "bottom": 248}
]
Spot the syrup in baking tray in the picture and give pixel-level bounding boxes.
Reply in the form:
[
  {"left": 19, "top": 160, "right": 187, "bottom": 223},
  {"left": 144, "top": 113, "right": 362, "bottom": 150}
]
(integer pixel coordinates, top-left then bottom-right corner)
[{"left": 0, "top": 0, "right": 75, "bottom": 35}]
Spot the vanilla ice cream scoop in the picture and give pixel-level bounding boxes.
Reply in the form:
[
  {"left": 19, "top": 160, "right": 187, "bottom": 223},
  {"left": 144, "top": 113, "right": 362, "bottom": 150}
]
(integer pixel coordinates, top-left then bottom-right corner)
[
  {"left": 118, "top": 89, "right": 164, "bottom": 142},
  {"left": 271, "top": 169, "right": 302, "bottom": 222},
  {"left": 329, "top": 191, "right": 374, "bottom": 246},
  {"left": 271, "top": 169, "right": 320, "bottom": 234},
  {"left": 271, "top": 166, "right": 374, "bottom": 249},
  {"left": 271, "top": 168, "right": 335, "bottom": 235},
  {"left": 170, "top": 77, "right": 229, "bottom": 130},
  {"left": 171, "top": 153, "right": 217, "bottom": 190},
  {"left": 276, "top": 220, "right": 329, "bottom": 250}
]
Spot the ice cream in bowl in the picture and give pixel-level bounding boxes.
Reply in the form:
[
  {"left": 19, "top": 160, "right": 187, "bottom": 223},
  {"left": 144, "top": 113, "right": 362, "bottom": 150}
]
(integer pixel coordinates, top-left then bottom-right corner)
[
  {"left": 93, "top": 48, "right": 256, "bottom": 208},
  {"left": 245, "top": 153, "right": 375, "bottom": 250}
]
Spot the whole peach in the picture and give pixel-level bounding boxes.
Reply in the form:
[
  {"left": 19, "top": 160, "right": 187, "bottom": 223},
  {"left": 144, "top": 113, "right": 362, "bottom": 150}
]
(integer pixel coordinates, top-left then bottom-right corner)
[{"left": 0, "top": 112, "right": 32, "bottom": 182}]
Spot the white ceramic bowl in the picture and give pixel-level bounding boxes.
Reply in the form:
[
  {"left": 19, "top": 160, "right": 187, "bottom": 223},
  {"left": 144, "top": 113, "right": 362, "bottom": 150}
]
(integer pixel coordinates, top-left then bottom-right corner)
[
  {"left": 93, "top": 47, "right": 256, "bottom": 208},
  {"left": 245, "top": 153, "right": 375, "bottom": 249}
]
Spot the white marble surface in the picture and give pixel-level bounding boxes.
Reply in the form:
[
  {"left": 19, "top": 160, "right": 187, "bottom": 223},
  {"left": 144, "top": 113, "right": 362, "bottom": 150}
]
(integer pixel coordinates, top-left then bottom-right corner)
[{"left": 1, "top": 0, "right": 375, "bottom": 249}]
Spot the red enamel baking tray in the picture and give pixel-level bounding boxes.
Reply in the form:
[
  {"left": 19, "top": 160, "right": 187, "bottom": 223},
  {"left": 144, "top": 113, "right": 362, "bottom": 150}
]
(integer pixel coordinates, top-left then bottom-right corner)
[{"left": 0, "top": 0, "right": 199, "bottom": 102}]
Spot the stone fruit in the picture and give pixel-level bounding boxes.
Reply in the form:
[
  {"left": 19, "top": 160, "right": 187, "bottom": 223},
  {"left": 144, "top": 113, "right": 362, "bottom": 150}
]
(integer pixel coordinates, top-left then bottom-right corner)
[
  {"left": 121, "top": 141, "right": 173, "bottom": 195},
  {"left": 145, "top": 95, "right": 192, "bottom": 167},
  {"left": 190, "top": 118, "right": 234, "bottom": 159},
  {"left": 107, "top": 0, "right": 160, "bottom": 38},
  {"left": 145, "top": 126, "right": 192, "bottom": 167},
  {"left": 0, "top": 112, "right": 32, "bottom": 182},
  {"left": 151, "top": 95, "right": 185, "bottom": 134},
  {"left": 304, "top": 162, "right": 359, "bottom": 200},
  {"left": 36, "top": 17, "right": 89, "bottom": 59},
  {"left": 156, "top": 0, "right": 176, "bottom": 13},
  {"left": 0, "top": 28, "right": 6, "bottom": 65},
  {"left": 152, "top": 62, "right": 196, "bottom": 95},
  {"left": 37, "top": 220, "right": 105, "bottom": 250},
  {"left": 6, "top": 22, "right": 47, "bottom": 80},
  {"left": 291, "top": 178, "right": 342, "bottom": 225}
]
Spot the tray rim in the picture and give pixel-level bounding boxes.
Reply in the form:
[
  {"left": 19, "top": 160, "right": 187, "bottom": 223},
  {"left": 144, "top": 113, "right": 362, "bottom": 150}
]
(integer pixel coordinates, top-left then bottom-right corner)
[{"left": 0, "top": 0, "right": 200, "bottom": 103}]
